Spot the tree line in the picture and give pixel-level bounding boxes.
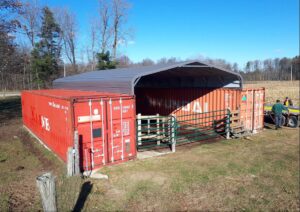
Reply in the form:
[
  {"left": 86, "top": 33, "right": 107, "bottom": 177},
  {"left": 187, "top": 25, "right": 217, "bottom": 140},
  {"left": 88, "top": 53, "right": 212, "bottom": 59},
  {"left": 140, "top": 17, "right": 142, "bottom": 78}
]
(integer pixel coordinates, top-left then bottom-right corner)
[
  {"left": 1, "top": 0, "right": 131, "bottom": 91},
  {"left": 0, "top": 0, "right": 299, "bottom": 92},
  {"left": 194, "top": 56, "right": 300, "bottom": 81}
]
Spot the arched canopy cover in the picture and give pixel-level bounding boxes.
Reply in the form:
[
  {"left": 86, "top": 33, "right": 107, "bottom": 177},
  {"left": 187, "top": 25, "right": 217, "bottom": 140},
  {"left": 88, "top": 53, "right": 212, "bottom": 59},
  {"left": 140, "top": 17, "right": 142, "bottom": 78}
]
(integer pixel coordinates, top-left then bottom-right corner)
[{"left": 53, "top": 60, "right": 243, "bottom": 95}]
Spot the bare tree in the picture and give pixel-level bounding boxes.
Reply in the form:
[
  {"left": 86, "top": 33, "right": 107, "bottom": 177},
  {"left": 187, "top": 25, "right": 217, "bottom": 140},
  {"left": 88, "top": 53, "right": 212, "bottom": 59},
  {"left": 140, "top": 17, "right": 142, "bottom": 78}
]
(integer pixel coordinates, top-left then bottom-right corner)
[
  {"left": 98, "top": 0, "right": 111, "bottom": 53},
  {"left": 140, "top": 58, "right": 154, "bottom": 66},
  {"left": 19, "top": 0, "right": 41, "bottom": 88},
  {"left": 0, "top": 0, "right": 22, "bottom": 92},
  {"left": 111, "top": 0, "right": 130, "bottom": 59},
  {"left": 232, "top": 63, "right": 239, "bottom": 73},
  {"left": 116, "top": 55, "right": 131, "bottom": 67},
  {"left": 20, "top": 0, "right": 41, "bottom": 48},
  {"left": 55, "top": 8, "right": 78, "bottom": 73},
  {"left": 87, "top": 22, "right": 97, "bottom": 70}
]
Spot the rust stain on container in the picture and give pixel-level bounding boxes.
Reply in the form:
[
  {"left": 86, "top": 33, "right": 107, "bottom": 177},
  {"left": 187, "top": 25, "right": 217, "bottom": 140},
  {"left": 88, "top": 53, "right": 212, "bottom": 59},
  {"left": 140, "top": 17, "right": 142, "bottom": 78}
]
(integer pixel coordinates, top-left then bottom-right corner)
[{"left": 22, "top": 89, "right": 136, "bottom": 171}]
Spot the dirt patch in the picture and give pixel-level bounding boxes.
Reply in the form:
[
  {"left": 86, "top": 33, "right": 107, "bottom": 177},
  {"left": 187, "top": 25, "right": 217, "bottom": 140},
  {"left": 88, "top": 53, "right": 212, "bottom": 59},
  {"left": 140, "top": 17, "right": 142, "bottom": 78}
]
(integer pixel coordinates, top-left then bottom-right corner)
[
  {"left": 17, "top": 129, "right": 59, "bottom": 173},
  {"left": 2, "top": 180, "right": 39, "bottom": 211}
]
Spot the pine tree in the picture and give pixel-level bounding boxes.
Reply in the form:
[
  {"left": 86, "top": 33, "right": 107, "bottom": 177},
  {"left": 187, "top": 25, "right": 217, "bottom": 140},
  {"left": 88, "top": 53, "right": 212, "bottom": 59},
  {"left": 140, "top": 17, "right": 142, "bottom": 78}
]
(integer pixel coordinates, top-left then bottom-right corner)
[
  {"left": 31, "top": 6, "right": 61, "bottom": 88},
  {"left": 96, "top": 51, "right": 117, "bottom": 70}
]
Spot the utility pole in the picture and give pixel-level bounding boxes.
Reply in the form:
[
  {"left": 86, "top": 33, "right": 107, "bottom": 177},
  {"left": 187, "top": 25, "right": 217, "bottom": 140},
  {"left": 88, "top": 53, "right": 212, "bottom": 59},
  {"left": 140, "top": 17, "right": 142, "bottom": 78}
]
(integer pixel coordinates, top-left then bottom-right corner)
[
  {"left": 64, "top": 62, "right": 66, "bottom": 77},
  {"left": 290, "top": 64, "right": 293, "bottom": 81}
]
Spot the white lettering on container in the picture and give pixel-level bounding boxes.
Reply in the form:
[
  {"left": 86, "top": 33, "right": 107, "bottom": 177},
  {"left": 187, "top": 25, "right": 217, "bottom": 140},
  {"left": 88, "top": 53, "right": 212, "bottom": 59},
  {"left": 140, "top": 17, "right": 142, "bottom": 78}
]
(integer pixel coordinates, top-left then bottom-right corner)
[
  {"left": 48, "top": 101, "right": 69, "bottom": 111},
  {"left": 193, "top": 102, "right": 202, "bottom": 113},
  {"left": 147, "top": 96, "right": 209, "bottom": 113},
  {"left": 41, "top": 116, "right": 50, "bottom": 131}
]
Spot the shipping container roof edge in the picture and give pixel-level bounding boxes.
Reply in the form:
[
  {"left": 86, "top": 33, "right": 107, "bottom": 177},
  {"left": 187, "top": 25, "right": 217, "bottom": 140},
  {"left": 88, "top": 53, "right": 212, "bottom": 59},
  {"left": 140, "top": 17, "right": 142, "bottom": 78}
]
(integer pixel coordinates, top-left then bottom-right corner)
[{"left": 53, "top": 60, "right": 243, "bottom": 95}]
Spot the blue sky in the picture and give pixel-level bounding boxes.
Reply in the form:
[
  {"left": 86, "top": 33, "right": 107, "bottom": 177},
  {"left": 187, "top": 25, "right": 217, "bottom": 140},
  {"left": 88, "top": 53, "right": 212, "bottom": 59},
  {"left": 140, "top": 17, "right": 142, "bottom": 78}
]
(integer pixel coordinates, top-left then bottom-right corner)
[{"left": 41, "top": 0, "right": 299, "bottom": 67}]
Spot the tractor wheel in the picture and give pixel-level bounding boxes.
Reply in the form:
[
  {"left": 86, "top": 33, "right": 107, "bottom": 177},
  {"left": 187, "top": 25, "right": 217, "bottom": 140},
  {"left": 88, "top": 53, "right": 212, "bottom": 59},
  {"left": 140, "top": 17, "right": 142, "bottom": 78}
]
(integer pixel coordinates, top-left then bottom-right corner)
[{"left": 287, "top": 116, "right": 298, "bottom": 128}]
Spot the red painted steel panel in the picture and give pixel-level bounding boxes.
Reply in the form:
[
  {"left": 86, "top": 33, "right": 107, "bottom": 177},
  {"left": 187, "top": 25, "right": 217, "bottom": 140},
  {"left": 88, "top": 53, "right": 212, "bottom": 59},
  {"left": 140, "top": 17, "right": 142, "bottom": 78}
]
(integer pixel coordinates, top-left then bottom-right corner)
[
  {"left": 136, "top": 88, "right": 241, "bottom": 128},
  {"left": 22, "top": 89, "right": 136, "bottom": 172},
  {"left": 136, "top": 87, "right": 264, "bottom": 132},
  {"left": 22, "top": 91, "right": 73, "bottom": 162},
  {"left": 240, "top": 88, "right": 265, "bottom": 132},
  {"left": 136, "top": 88, "right": 241, "bottom": 115}
]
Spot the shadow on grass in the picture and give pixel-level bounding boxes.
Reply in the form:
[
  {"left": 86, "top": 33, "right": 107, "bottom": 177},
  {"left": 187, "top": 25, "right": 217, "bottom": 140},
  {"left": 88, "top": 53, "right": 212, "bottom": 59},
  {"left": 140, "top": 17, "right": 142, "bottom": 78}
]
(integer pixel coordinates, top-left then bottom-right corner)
[
  {"left": 73, "top": 181, "right": 93, "bottom": 212},
  {"left": 0, "top": 96, "right": 21, "bottom": 123}
]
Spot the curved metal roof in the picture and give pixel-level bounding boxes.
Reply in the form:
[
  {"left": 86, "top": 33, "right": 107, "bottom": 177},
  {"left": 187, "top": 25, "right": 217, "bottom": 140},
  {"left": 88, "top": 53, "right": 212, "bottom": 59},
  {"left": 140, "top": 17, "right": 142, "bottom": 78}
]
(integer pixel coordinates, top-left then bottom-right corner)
[{"left": 53, "top": 60, "right": 243, "bottom": 95}]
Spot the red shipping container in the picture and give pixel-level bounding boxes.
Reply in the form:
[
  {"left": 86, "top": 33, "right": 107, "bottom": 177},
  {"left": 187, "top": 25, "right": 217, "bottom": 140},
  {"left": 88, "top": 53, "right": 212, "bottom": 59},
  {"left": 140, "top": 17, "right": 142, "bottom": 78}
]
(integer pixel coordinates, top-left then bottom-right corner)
[
  {"left": 136, "top": 88, "right": 241, "bottom": 116},
  {"left": 240, "top": 88, "right": 265, "bottom": 132},
  {"left": 21, "top": 89, "right": 136, "bottom": 171},
  {"left": 135, "top": 88, "right": 241, "bottom": 130},
  {"left": 135, "top": 87, "right": 264, "bottom": 131}
]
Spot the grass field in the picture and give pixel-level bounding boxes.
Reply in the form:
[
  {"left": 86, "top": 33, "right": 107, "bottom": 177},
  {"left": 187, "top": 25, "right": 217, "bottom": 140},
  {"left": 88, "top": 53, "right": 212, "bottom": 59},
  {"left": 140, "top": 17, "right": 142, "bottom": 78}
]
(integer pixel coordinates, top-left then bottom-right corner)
[
  {"left": 0, "top": 82, "right": 299, "bottom": 211},
  {"left": 244, "top": 81, "right": 300, "bottom": 105}
]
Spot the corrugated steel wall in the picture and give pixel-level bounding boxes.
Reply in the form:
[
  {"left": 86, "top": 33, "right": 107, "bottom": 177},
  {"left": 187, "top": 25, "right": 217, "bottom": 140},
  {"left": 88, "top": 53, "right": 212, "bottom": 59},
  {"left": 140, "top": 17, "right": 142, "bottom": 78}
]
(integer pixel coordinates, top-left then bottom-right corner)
[
  {"left": 22, "top": 90, "right": 137, "bottom": 171},
  {"left": 136, "top": 88, "right": 241, "bottom": 116},
  {"left": 136, "top": 87, "right": 264, "bottom": 132},
  {"left": 240, "top": 88, "right": 265, "bottom": 132},
  {"left": 22, "top": 91, "right": 73, "bottom": 162}
]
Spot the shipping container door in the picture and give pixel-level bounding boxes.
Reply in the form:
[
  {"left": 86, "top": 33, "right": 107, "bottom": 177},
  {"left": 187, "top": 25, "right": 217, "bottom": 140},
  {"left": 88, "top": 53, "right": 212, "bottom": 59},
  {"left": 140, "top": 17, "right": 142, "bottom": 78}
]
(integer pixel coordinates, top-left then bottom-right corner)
[
  {"left": 240, "top": 90, "right": 254, "bottom": 131},
  {"left": 76, "top": 99, "right": 107, "bottom": 171},
  {"left": 106, "top": 98, "right": 136, "bottom": 163},
  {"left": 240, "top": 88, "right": 265, "bottom": 132},
  {"left": 253, "top": 89, "right": 265, "bottom": 131}
]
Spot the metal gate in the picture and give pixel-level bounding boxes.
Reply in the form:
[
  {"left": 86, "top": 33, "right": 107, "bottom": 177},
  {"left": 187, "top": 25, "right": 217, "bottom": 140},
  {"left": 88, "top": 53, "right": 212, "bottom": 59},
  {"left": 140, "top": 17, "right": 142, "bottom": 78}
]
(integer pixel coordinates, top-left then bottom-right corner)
[
  {"left": 136, "top": 109, "right": 230, "bottom": 151},
  {"left": 175, "top": 109, "right": 230, "bottom": 144},
  {"left": 136, "top": 114, "right": 176, "bottom": 151}
]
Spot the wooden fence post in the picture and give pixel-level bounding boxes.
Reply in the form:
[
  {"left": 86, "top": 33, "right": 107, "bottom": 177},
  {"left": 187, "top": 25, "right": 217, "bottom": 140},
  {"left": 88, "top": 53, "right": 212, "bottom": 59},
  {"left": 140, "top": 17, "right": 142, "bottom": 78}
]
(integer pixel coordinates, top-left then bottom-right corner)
[
  {"left": 36, "top": 172, "right": 57, "bottom": 212},
  {"left": 67, "top": 147, "right": 74, "bottom": 176},
  {"left": 67, "top": 130, "right": 80, "bottom": 177},
  {"left": 73, "top": 131, "right": 80, "bottom": 175}
]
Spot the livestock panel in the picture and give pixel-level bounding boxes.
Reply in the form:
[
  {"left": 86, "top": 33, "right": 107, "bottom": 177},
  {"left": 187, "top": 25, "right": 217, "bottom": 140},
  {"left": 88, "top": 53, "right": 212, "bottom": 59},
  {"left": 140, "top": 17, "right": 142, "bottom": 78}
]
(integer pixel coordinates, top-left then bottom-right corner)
[{"left": 136, "top": 88, "right": 241, "bottom": 128}]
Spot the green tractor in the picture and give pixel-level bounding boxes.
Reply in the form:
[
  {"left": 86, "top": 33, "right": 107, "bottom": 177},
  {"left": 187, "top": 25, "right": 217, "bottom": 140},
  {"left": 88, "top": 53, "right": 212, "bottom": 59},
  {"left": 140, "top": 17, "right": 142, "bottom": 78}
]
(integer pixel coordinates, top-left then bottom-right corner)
[{"left": 264, "top": 104, "right": 299, "bottom": 128}]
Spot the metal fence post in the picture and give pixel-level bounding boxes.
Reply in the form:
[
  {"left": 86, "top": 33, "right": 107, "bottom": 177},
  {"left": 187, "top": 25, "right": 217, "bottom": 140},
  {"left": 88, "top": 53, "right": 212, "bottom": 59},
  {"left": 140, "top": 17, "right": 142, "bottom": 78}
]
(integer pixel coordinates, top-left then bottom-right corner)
[
  {"left": 137, "top": 113, "right": 142, "bottom": 145},
  {"left": 162, "top": 118, "right": 166, "bottom": 137},
  {"left": 36, "top": 172, "right": 57, "bottom": 212},
  {"left": 147, "top": 118, "right": 150, "bottom": 134},
  {"left": 156, "top": 114, "right": 160, "bottom": 145},
  {"left": 171, "top": 116, "right": 176, "bottom": 152},
  {"left": 226, "top": 108, "right": 231, "bottom": 139}
]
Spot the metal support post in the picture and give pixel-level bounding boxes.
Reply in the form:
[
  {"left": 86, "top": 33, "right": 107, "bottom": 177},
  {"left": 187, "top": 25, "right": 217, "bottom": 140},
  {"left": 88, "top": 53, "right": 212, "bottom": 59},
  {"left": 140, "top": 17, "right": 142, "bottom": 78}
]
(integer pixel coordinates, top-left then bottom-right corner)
[
  {"left": 137, "top": 113, "right": 142, "bottom": 145},
  {"left": 171, "top": 116, "right": 176, "bottom": 152},
  {"left": 156, "top": 114, "right": 160, "bottom": 145},
  {"left": 226, "top": 108, "right": 231, "bottom": 139},
  {"left": 147, "top": 119, "right": 150, "bottom": 134}
]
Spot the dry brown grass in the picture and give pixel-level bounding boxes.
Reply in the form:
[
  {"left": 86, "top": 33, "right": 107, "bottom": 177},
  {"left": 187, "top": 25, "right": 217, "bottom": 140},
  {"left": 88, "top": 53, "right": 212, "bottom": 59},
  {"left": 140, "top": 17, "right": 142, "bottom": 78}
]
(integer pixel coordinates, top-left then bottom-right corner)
[
  {"left": 1, "top": 96, "right": 299, "bottom": 211},
  {"left": 244, "top": 81, "right": 300, "bottom": 105}
]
